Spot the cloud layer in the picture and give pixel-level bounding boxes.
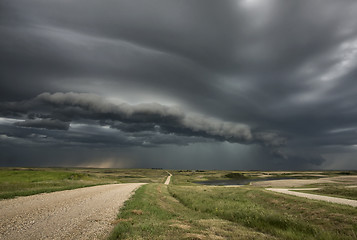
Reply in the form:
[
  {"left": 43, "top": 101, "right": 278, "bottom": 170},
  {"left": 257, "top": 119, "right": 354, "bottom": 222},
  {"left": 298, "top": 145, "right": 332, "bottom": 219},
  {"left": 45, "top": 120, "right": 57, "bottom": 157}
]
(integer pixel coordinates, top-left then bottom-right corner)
[
  {"left": 1, "top": 0, "right": 357, "bottom": 169},
  {"left": 1, "top": 92, "right": 283, "bottom": 146}
]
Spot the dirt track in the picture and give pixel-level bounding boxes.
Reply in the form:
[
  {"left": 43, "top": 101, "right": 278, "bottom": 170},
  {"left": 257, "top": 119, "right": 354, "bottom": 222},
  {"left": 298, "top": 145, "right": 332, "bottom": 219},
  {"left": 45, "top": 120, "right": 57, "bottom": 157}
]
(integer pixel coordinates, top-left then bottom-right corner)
[
  {"left": 164, "top": 172, "right": 172, "bottom": 185},
  {"left": 0, "top": 183, "right": 145, "bottom": 240},
  {"left": 266, "top": 188, "right": 357, "bottom": 207},
  {"left": 252, "top": 175, "right": 357, "bottom": 188}
]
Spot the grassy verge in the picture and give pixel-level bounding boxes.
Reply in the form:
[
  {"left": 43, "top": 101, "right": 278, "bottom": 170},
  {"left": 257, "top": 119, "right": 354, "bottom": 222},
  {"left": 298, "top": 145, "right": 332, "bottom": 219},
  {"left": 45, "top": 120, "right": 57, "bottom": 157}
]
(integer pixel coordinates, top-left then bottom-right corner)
[
  {"left": 109, "top": 183, "right": 276, "bottom": 240},
  {"left": 168, "top": 185, "right": 357, "bottom": 240},
  {"left": 0, "top": 167, "right": 167, "bottom": 199}
]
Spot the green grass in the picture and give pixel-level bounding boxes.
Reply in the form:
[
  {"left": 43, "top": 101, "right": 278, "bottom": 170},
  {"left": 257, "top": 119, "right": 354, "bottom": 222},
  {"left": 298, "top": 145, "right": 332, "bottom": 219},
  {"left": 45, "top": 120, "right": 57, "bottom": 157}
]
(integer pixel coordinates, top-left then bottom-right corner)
[
  {"left": 3, "top": 168, "right": 356, "bottom": 239},
  {"left": 109, "top": 183, "right": 275, "bottom": 240},
  {"left": 168, "top": 184, "right": 357, "bottom": 240},
  {"left": 171, "top": 170, "right": 232, "bottom": 185},
  {"left": 109, "top": 171, "right": 357, "bottom": 239},
  {"left": 225, "top": 172, "right": 248, "bottom": 179},
  {"left": 0, "top": 167, "right": 167, "bottom": 199}
]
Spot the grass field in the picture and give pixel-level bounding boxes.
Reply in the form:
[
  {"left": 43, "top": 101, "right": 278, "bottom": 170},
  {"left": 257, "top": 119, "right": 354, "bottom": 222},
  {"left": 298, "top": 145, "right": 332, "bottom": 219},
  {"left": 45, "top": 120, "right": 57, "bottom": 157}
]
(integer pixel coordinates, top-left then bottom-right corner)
[
  {"left": 109, "top": 184, "right": 275, "bottom": 240},
  {"left": 2, "top": 168, "right": 356, "bottom": 239},
  {"left": 0, "top": 167, "right": 167, "bottom": 199},
  {"left": 110, "top": 170, "right": 357, "bottom": 240},
  {"left": 169, "top": 185, "right": 357, "bottom": 240}
]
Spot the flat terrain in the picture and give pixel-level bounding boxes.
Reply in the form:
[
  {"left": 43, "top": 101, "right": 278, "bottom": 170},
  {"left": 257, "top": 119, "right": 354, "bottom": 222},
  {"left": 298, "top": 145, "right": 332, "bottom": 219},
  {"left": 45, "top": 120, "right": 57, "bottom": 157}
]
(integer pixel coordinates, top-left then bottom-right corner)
[
  {"left": 0, "top": 167, "right": 167, "bottom": 199},
  {"left": 1, "top": 168, "right": 356, "bottom": 239},
  {"left": 0, "top": 183, "right": 145, "bottom": 240},
  {"left": 109, "top": 170, "right": 357, "bottom": 240}
]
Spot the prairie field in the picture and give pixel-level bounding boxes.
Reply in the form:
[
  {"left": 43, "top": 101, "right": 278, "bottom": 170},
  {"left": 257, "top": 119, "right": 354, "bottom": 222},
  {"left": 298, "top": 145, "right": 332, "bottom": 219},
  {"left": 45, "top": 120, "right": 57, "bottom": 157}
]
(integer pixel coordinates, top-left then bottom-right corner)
[
  {"left": 0, "top": 167, "right": 167, "bottom": 199},
  {"left": 1, "top": 168, "right": 356, "bottom": 239},
  {"left": 110, "top": 170, "right": 357, "bottom": 240}
]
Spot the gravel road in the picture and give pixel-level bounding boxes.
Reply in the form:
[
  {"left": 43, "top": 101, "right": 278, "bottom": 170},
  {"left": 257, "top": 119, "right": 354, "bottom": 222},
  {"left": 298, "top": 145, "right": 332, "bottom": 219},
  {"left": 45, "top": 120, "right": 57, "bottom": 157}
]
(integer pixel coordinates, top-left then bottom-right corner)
[
  {"left": 0, "top": 183, "right": 145, "bottom": 240},
  {"left": 266, "top": 188, "right": 357, "bottom": 207}
]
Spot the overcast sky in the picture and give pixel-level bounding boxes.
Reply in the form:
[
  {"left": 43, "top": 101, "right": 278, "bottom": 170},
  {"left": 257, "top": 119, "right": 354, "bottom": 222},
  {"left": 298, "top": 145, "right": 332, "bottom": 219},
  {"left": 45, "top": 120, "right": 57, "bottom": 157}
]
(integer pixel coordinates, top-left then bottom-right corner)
[{"left": 1, "top": 0, "right": 357, "bottom": 170}]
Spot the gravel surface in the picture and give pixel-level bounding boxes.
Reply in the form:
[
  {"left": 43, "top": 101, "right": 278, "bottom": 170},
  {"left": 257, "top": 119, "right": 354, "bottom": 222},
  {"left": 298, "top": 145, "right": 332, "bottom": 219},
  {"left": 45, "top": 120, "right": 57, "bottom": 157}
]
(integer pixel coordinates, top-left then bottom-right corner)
[
  {"left": 0, "top": 183, "right": 145, "bottom": 240},
  {"left": 266, "top": 188, "right": 357, "bottom": 207},
  {"left": 164, "top": 172, "right": 172, "bottom": 185},
  {"left": 252, "top": 176, "right": 357, "bottom": 188}
]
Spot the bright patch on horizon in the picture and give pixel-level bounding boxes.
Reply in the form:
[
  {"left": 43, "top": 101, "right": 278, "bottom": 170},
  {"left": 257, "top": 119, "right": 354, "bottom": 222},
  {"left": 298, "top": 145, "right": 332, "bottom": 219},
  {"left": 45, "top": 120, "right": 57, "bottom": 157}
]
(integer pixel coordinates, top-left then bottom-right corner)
[{"left": 0, "top": 117, "right": 22, "bottom": 125}]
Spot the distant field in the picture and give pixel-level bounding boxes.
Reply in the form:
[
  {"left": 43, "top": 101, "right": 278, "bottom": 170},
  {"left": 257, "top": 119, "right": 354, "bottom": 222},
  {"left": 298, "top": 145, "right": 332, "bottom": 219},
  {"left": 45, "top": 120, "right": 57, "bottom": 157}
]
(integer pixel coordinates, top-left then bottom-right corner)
[
  {"left": 170, "top": 169, "right": 357, "bottom": 185},
  {"left": 0, "top": 167, "right": 167, "bottom": 199}
]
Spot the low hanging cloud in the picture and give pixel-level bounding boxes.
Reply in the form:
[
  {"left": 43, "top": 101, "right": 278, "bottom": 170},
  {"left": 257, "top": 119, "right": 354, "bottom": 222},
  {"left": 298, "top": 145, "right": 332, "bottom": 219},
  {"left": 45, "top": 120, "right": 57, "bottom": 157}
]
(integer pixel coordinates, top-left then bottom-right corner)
[
  {"left": 0, "top": 92, "right": 284, "bottom": 147},
  {"left": 0, "top": 94, "right": 326, "bottom": 169}
]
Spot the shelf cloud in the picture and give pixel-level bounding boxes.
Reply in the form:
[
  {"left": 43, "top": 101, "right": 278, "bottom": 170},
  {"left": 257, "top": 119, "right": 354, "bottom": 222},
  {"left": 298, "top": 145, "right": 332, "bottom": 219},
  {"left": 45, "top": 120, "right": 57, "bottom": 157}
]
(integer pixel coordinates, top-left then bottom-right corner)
[{"left": 1, "top": 92, "right": 284, "bottom": 147}]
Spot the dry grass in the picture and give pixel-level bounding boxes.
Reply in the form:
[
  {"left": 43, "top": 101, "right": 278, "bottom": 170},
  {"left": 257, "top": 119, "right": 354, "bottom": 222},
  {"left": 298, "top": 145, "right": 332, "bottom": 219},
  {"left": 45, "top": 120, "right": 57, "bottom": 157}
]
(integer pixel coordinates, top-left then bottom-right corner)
[
  {"left": 131, "top": 209, "right": 144, "bottom": 215},
  {"left": 111, "top": 218, "right": 133, "bottom": 225},
  {"left": 183, "top": 233, "right": 206, "bottom": 239},
  {"left": 198, "top": 219, "right": 276, "bottom": 240}
]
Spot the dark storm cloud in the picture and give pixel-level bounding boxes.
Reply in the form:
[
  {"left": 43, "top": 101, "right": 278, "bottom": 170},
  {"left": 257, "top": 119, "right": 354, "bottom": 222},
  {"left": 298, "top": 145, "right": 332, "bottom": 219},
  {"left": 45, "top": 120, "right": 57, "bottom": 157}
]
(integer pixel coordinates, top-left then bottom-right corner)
[
  {"left": 1, "top": 0, "right": 357, "bottom": 169},
  {"left": 14, "top": 119, "right": 69, "bottom": 130},
  {"left": 0, "top": 92, "right": 331, "bottom": 168},
  {"left": 0, "top": 117, "right": 208, "bottom": 149},
  {"left": 1, "top": 92, "right": 282, "bottom": 146}
]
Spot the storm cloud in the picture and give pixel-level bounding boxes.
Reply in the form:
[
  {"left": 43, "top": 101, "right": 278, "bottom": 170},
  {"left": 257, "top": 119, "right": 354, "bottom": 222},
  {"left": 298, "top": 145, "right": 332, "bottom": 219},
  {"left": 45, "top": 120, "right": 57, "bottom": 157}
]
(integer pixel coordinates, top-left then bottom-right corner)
[
  {"left": 1, "top": 92, "right": 280, "bottom": 146},
  {"left": 14, "top": 119, "right": 70, "bottom": 130},
  {"left": 1, "top": 0, "right": 357, "bottom": 169}
]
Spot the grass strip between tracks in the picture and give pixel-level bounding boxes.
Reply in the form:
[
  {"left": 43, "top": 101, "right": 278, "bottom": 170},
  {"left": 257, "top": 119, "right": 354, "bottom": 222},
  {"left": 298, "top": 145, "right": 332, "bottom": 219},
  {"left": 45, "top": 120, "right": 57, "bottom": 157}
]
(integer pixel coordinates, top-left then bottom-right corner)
[{"left": 109, "top": 183, "right": 275, "bottom": 240}]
